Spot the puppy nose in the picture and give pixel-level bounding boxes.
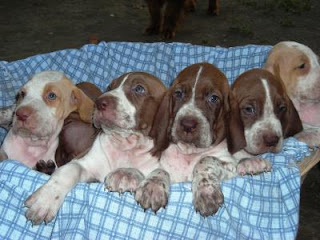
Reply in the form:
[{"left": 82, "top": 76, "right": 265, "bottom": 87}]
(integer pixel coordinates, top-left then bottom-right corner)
[
  {"left": 96, "top": 97, "right": 109, "bottom": 111},
  {"left": 180, "top": 117, "right": 198, "bottom": 133},
  {"left": 16, "top": 107, "right": 33, "bottom": 122},
  {"left": 263, "top": 134, "right": 279, "bottom": 147}
]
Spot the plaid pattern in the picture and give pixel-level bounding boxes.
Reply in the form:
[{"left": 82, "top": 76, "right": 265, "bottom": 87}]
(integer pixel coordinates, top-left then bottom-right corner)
[{"left": 0, "top": 42, "right": 310, "bottom": 239}]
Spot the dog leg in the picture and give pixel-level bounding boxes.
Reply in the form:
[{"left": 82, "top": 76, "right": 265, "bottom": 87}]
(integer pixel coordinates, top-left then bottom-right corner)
[
  {"left": 295, "top": 129, "right": 320, "bottom": 148},
  {"left": 0, "top": 104, "right": 15, "bottom": 130},
  {"left": 162, "top": 0, "right": 185, "bottom": 39},
  {"left": 105, "top": 168, "right": 145, "bottom": 194},
  {"left": 25, "top": 160, "right": 92, "bottom": 225},
  {"left": 237, "top": 157, "right": 272, "bottom": 176},
  {"left": 144, "top": 0, "right": 165, "bottom": 35},
  {"left": 135, "top": 168, "right": 170, "bottom": 213},
  {"left": 207, "top": 0, "right": 219, "bottom": 15},
  {"left": 192, "top": 156, "right": 237, "bottom": 217}
]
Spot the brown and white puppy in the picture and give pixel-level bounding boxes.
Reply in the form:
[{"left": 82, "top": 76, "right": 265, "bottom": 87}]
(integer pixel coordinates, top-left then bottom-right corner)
[
  {"left": 24, "top": 72, "right": 167, "bottom": 225},
  {"left": 0, "top": 71, "right": 94, "bottom": 168},
  {"left": 133, "top": 63, "right": 271, "bottom": 216},
  {"left": 231, "top": 68, "right": 303, "bottom": 156},
  {"left": 265, "top": 41, "right": 320, "bottom": 147},
  {"left": 145, "top": 0, "right": 219, "bottom": 39}
]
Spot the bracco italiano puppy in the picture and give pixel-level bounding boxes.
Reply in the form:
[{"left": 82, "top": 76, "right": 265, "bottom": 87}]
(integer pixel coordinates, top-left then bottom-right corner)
[
  {"left": 128, "top": 63, "right": 272, "bottom": 216},
  {"left": 0, "top": 71, "right": 94, "bottom": 168},
  {"left": 24, "top": 72, "right": 166, "bottom": 225},
  {"left": 265, "top": 41, "right": 320, "bottom": 147},
  {"left": 231, "top": 68, "right": 303, "bottom": 156}
]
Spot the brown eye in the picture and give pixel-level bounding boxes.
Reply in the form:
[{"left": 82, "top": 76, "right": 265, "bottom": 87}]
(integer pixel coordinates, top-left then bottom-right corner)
[
  {"left": 243, "top": 105, "right": 255, "bottom": 115},
  {"left": 278, "top": 105, "right": 287, "bottom": 113},
  {"left": 298, "top": 63, "right": 305, "bottom": 69},
  {"left": 174, "top": 89, "right": 183, "bottom": 99}
]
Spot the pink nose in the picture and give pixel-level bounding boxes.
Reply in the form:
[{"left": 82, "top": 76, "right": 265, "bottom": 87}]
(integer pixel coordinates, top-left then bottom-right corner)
[
  {"left": 16, "top": 107, "right": 33, "bottom": 122},
  {"left": 180, "top": 117, "right": 198, "bottom": 133}
]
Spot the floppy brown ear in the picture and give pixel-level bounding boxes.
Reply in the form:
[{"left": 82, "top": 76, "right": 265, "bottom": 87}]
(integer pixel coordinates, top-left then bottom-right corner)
[
  {"left": 149, "top": 91, "right": 173, "bottom": 157},
  {"left": 225, "top": 91, "right": 246, "bottom": 154},
  {"left": 282, "top": 98, "right": 303, "bottom": 138},
  {"left": 71, "top": 88, "right": 95, "bottom": 123}
]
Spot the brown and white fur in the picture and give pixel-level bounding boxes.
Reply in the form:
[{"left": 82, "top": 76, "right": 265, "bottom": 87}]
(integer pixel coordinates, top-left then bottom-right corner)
[
  {"left": 231, "top": 68, "right": 303, "bottom": 157},
  {"left": 24, "top": 72, "right": 167, "bottom": 225},
  {"left": 129, "top": 63, "right": 272, "bottom": 216},
  {"left": 265, "top": 41, "right": 320, "bottom": 147},
  {"left": 0, "top": 71, "right": 94, "bottom": 168}
]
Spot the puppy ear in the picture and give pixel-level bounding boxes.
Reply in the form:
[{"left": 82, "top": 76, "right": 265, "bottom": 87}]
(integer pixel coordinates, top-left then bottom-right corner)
[
  {"left": 149, "top": 91, "right": 173, "bottom": 157},
  {"left": 225, "top": 91, "right": 246, "bottom": 154},
  {"left": 71, "top": 88, "right": 95, "bottom": 123},
  {"left": 282, "top": 97, "right": 303, "bottom": 138}
]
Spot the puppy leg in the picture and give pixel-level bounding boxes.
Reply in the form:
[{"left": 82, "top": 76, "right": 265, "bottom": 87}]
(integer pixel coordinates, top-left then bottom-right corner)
[
  {"left": 105, "top": 168, "right": 145, "bottom": 193},
  {"left": 162, "top": 0, "right": 185, "bottom": 39},
  {"left": 207, "top": 0, "right": 219, "bottom": 15},
  {"left": 192, "top": 156, "right": 237, "bottom": 217},
  {"left": 25, "top": 160, "right": 91, "bottom": 225},
  {"left": 237, "top": 157, "right": 272, "bottom": 176},
  {"left": 0, "top": 104, "right": 15, "bottom": 130},
  {"left": 144, "top": 0, "right": 165, "bottom": 35},
  {"left": 135, "top": 168, "right": 170, "bottom": 213}
]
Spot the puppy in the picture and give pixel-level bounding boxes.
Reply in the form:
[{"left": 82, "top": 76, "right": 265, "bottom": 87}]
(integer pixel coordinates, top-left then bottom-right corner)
[
  {"left": 24, "top": 72, "right": 167, "bottom": 225},
  {"left": 145, "top": 0, "right": 219, "bottom": 39},
  {"left": 0, "top": 71, "right": 94, "bottom": 169},
  {"left": 231, "top": 68, "right": 303, "bottom": 156},
  {"left": 265, "top": 41, "right": 320, "bottom": 147},
  {"left": 119, "top": 63, "right": 271, "bottom": 216}
]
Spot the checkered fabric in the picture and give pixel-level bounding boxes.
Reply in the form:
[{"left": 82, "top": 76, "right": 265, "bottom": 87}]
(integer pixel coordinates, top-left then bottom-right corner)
[{"left": 0, "top": 42, "right": 310, "bottom": 239}]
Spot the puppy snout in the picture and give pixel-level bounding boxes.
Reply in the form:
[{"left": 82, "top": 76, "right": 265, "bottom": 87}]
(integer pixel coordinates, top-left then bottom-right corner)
[
  {"left": 16, "top": 106, "right": 33, "bottom": 122},
  {"left": 263, "top": 134, "right": 279, "bottom": 147},
  {"left": 180, "top": 117, "right": 198, "bottom": 133},
  {"left": 95, "top": 96, "right": 114, "bottom": 111}
]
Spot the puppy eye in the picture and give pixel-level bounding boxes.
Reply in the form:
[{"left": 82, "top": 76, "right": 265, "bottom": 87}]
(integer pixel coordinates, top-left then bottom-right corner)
[
  {"left": 278, "top": 105, "right": 287, "bottom": 113},
  {"left": 16, "top": 90, "right": 26, "bottom": 101},
  {"left": 47, "top": 92, "right": 57, "bottom": 101},
  {"left": 298, "top": 63, "right": 305, "bottom": 69},
  {"left": 243, "top": 106, "right": 255, "bottom": 115},
  {"left": 174, "top": 89, "right": 183, "bottom": 99},
  {"left": 208, "top": 94, "right": 219, "bottom": 103},
  {"left": 133, "top": 84, "right": 145, "bottom": 94}
]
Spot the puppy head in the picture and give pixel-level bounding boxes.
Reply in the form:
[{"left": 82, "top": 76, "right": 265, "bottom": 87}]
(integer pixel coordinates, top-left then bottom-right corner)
[
  {"left": 265, "top": 41, "right": 320, "bottom": 102},
  {"left": 150, "top": 62, "right": 239, "bottom": 155},
  {"left": 12, "top": 71, "right": 94, "bottom": 142},
  {"left": 93, "top": 72, "right": 166, "bottom": 136},
  {"left": 232, "top": 68, "right": 302, "bottom": 155}
]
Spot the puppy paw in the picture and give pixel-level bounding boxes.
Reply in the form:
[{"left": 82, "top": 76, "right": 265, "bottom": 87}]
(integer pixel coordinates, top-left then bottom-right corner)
[
  {"left": 34, "top": 160, "right": 56, "bottom": 175},
  {"left": 295, "top": 130, "right": 320, "bottom": 148},
  {"left": 135, "top": 169, "right": 170, "bottom": 213},
  {"left": 105, "top": 168, "right": 145, "bottom": 194},
  {"left": 193, "top": 179, "right": 224, "bottom": 217},
  {"left": 237, "top": 157, "right": 272, "bottom": 176},
  {"left": 24, "top": 184, "right": 64, "bottom": 225}
]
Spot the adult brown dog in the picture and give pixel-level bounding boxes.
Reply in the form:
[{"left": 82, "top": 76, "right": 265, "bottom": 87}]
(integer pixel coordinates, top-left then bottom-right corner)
[{"left": 145, "top": 0, "right": 219, "bottom": 39}]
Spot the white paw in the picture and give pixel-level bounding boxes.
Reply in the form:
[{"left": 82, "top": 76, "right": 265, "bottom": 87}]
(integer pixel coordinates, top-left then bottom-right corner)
[{"left": 24, "top": 184, "right": 64, "bottom": 225}]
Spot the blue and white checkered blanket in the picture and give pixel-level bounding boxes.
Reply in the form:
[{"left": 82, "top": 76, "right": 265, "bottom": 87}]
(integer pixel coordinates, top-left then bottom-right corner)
[{"left": 0, "top": 42, "right": 310, "bottom": 239}]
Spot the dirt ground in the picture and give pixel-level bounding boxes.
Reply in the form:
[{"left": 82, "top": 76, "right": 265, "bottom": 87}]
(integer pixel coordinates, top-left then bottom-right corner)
[{"left": 1, "top": 0, "right": 320, "bottom": 238}]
